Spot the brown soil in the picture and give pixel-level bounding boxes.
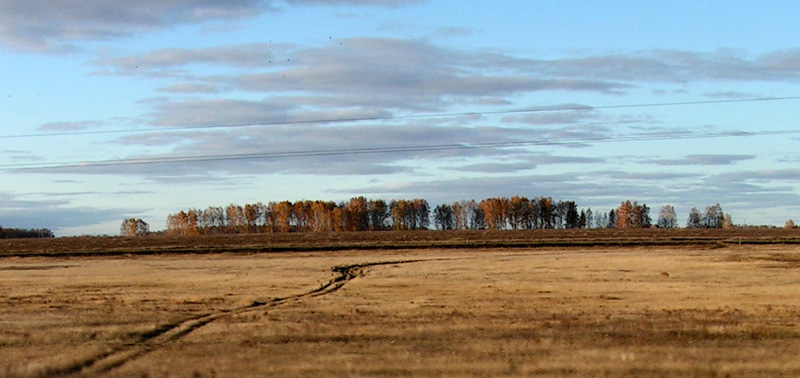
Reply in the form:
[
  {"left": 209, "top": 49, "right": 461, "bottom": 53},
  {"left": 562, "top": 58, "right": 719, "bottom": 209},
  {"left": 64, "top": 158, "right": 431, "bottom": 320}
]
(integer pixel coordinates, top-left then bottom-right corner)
[{"left": 2, "top": 228, "right": 799, "bottom": 257}]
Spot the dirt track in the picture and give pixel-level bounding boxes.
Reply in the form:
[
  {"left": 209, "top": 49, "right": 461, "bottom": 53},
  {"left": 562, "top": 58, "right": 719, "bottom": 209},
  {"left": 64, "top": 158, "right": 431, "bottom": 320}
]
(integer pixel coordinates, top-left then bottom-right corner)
[{"left": 60, "top": 259, "right": 427, "bottom": 376}]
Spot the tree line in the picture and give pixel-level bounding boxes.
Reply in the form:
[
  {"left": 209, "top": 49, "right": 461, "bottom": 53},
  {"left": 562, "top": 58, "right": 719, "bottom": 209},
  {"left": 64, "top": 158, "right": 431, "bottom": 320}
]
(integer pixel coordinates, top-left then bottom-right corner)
[
  {"left": 0, "top": 226, "right": 54, "bottom": 239},
  {"left": 163, "top": 198, "right": 431, "bottom": 235},
  {"left": 151, "top": 196, "right": 734, "bottom": 236},
  {"left": 116, "top": 197, "right": 734, "bottom": 236}
]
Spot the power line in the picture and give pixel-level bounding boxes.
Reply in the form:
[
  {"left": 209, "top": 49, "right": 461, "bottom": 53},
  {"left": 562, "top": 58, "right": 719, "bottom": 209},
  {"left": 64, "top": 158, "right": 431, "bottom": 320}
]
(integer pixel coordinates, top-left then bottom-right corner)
[
  {"left": 2, "top": 96, "right": 800, "bottom": 140},
  {"left": 6, "top": 128, "right": 799, "bottom": 171}
]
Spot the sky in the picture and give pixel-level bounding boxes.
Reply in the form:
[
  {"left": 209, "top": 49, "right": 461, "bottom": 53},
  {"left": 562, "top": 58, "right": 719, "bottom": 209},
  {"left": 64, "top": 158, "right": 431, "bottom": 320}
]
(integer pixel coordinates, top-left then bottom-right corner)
[{"left": 1, "top": 0, "right": 799, "bottom": 235}]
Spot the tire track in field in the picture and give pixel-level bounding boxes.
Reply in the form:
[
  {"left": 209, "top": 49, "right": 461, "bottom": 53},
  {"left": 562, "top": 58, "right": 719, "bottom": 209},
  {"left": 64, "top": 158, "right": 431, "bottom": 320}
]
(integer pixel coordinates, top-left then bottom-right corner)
[{"left": 55, "top": 259, "right": 425, "bottom": 377}]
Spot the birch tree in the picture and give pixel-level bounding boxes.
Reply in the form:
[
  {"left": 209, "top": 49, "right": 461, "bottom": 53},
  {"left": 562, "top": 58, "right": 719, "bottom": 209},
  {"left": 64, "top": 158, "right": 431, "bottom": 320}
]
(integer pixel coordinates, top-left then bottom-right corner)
[
  {"left": 657, "top": 205, "right": 678, "bottom": 228},
  {"left": 120, "top": 218, "right": 149, "bottom": 236},
  {"left": 703, "top": 204, "right": 725, "bottom": 228},
  {"left": 687, "top": 208, "right": 702, "bottom": 228}
]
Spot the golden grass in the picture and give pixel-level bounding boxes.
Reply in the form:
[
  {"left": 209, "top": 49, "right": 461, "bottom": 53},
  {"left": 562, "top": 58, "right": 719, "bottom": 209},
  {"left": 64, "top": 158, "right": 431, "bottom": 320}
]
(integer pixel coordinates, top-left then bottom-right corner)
[{"left": 1, "top": 246, "right": 800, "bottom": 376}]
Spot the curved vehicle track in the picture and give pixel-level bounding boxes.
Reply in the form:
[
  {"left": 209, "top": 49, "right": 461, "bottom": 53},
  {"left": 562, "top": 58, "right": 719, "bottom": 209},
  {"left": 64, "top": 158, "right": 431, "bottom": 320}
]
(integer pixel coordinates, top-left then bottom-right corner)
[{"left": 51, "top": 259, "right": 423, "bottom": 377}]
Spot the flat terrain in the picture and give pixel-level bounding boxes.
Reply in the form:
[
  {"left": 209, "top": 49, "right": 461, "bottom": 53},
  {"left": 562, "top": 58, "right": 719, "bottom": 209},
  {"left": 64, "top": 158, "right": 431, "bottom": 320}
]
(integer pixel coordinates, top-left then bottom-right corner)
[
  {"left": 1, "top": 231, "right": 800, "bottom": 376},
  {"left": 3, "top": 228, "right": 800, "bottom": 257}
]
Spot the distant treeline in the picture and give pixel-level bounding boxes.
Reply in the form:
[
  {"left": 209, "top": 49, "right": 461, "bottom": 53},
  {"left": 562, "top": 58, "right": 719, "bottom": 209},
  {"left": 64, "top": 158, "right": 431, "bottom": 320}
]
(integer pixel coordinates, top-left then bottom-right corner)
[
  {"left": 161, "top": 196, "right": 686, "bottom": 236},
  {"left": 159, "top": 196, "right": 732, "bottom": 236},
  {"left": 0, "top": 226, "right": 54, "bottom": 239}
]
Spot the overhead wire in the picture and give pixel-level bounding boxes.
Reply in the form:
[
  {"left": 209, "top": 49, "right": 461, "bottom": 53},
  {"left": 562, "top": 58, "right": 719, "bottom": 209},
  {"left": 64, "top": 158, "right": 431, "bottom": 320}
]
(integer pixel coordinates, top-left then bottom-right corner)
[
  {"left": 2, "top": 95, "right": 800, "bottom": 140},
  {"left": 5, "top": 128, "right": 799, "bottom": 171}
]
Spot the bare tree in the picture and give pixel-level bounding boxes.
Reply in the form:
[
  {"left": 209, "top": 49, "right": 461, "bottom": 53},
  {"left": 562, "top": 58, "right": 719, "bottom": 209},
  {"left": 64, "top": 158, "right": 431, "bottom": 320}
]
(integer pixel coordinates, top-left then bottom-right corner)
[
  {"left": 657, "top": 205, "right": 678, "bottom": 228},
  {"left": 453, "top": 199, "right": 481, "bottom": 230},
  {"left": 687, "top": 208, "right": 702, "bottom": 228},
  {"left": 584, "top": 208, "right": 594, "bottom": 229},
  {"left": 201, "top": 206, "right": 225, "bottom": 233},
  {"left": 703, "top": 204, "right": 725, "bottom": 228}
]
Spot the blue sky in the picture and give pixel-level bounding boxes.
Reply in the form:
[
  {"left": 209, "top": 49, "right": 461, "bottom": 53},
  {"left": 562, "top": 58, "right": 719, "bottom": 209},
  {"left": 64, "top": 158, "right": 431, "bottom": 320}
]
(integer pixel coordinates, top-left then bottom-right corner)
[{"left": 1, "top": 0, "right": 799, "bottom": 235}]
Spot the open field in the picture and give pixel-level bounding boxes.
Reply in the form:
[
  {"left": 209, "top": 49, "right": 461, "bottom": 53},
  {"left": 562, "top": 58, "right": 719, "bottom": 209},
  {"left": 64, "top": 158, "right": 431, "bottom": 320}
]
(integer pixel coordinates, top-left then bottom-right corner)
[
  {"left": 2, "top": 228, "right": 800, "bottom": 257},
  {"left": 1, "top": 231, "right": 800, "bottom": 376}
]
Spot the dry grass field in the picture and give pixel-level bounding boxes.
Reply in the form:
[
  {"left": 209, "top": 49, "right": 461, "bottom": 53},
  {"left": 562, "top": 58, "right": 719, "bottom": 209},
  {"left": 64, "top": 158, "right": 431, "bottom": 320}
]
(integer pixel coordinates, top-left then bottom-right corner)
[{"left": 1, "top": 231, "right": 800, "bottom": 376}]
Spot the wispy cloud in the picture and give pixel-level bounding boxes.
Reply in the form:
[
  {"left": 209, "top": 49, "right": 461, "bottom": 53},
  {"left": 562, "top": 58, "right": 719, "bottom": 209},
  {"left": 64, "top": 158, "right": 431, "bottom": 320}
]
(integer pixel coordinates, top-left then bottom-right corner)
[
  {"left": 0, "top": 0, "right": 269, "bottom": 52},
  {"left": 33, "top": 122, "right": 586, "bottom": 177},
  {"left": 704, "top": 91, "right": 754, "bottom": 99},
  {"left": 500, "top": 107, "right": 599, "bottom": 125},
  {"left": 227, "top": 38, "right": 628, "bottom": 100},
  {"left": 157, "top": 83, "right": 222, "bottom": 94},
  {"left": 0, "top": 0, "right": 428, "bottom": 52},
  {"left": 448, "top": 153, "right": 608, "bottom": 174},
  {"left": 540, "top": 49, "right": 800, "bottom": 83},
  {"left": 92, "top": 38, "right": 632, "bottom": 121},
  {"left": 93, "top": 43, "right": 285, "bottom": 75},
  {"left": 93, "top": 41, "right": 800, "bottom": 113},
  {"left": 0, "top": 192, "right": 131, "bottom": 232},
  {"left": 646, "top": 154, "right": 755, "bottom": 166},
  {"left": 712, "top": 168, "right": 800, "bottom": 182},
  {"left": 37, "top": 121, "right": 106, "bottom": 132}
]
